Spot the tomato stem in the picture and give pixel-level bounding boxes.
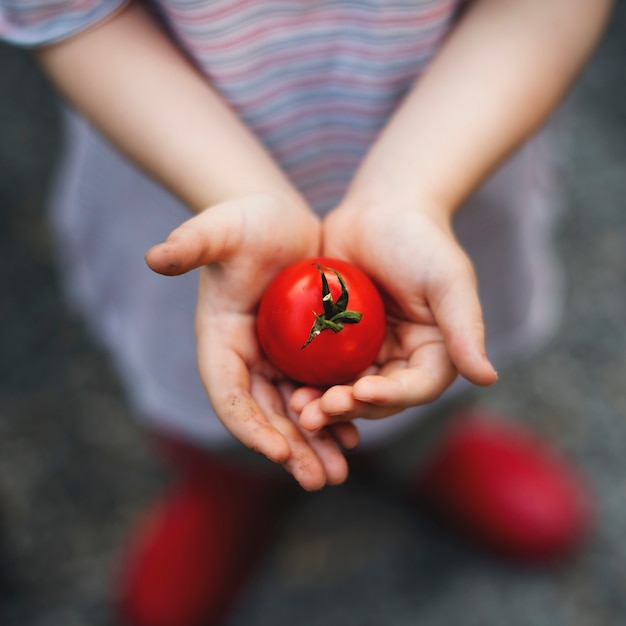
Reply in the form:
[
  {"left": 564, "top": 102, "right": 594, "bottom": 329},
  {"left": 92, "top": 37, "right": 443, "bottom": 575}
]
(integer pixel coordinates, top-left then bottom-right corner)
[{"left": 301, "top": 264, "right": 363, "bottom": 349}]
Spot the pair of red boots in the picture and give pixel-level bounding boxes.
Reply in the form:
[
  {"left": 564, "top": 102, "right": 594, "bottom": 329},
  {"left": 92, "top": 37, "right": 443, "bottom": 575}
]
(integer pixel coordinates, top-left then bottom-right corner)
[{"left": 117, "top": 412, "right": 593, "bottom": 626}]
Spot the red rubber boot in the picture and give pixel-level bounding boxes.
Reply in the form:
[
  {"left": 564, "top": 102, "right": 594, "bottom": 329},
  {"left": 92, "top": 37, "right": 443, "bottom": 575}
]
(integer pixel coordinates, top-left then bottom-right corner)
[
  {"left": 411, "top": 412, "right": 593, "bottom": 563},
  {"left": 116, "top": 440, "right": 288, "bottom": 626}
]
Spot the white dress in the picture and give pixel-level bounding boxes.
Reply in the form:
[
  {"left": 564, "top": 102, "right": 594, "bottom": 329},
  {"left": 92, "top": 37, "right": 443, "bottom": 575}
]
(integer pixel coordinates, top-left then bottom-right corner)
[{"left": 1, "top": 0, "right": 563, "bottom": 449}]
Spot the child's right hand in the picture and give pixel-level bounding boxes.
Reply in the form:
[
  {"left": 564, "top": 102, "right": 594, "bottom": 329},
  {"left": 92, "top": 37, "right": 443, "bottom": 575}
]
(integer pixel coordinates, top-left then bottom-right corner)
[{"left": 145, "top": 193, "right": 359, "bottom": 491}]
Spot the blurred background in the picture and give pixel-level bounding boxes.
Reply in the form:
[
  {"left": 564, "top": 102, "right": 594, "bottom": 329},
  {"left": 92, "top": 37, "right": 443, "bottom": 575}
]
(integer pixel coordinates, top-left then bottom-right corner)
[{"left": 1, "top": 5, "right": 625, "bottom": 626}]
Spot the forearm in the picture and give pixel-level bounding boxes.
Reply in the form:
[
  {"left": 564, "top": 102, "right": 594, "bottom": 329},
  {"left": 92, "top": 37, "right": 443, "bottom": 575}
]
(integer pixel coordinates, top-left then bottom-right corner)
[
  {"left": 35, "top": 1, "right": 304, "bottom": 213},
  {"left": 342, "top": 0, "right": 613, "bottom": 218}
]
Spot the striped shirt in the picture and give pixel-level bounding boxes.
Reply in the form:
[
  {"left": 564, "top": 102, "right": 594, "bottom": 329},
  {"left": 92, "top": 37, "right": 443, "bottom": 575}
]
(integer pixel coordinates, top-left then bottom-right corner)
[{"left": 2, "top": 0, "right": 459, "bottom": 212}]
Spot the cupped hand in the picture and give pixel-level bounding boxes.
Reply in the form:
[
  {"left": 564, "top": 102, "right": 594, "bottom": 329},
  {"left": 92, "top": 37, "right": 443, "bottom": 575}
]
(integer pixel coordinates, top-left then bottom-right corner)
[
  {"left": 293, "top": 203, "right": 498, "bottom": 431},
  {"left": 145, "top": 193, "right": 359, "bottom": 490}
]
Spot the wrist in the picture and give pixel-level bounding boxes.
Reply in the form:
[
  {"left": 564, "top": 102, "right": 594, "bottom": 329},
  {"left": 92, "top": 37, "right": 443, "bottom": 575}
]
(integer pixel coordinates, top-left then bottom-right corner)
[
  {"left": 338, "top": 176, "right": 456, "bottom": 230},
  {"left": 200, "top": 188, "right": 311, "bottom": 217}
]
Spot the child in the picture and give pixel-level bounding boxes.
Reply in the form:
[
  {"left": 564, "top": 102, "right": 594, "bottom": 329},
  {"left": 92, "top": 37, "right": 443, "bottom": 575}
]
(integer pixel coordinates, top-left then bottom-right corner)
[{"left": 1, "top": 1, "right": 612, "bottom": 624}]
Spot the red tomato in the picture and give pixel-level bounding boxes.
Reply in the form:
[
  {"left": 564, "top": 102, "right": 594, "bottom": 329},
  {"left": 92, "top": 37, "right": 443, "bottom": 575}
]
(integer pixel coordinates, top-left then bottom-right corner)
[{"left": 256, "top": 257, "right": 386, "bottom": 386}]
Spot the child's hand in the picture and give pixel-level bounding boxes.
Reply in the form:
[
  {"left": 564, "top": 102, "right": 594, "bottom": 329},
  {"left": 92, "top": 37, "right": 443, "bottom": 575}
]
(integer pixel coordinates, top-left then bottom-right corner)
[
  {"left": 293, "top": 203, "right": 498, "bottom": 431},
  {"left": 145, "top": 193, "right": 358, "bottom": 490}
]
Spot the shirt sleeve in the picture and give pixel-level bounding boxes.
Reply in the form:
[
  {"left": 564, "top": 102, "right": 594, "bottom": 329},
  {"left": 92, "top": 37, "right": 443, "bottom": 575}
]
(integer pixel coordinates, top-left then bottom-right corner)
[{"left": 0, "top": 0, "right": 129, "bottom": 47}]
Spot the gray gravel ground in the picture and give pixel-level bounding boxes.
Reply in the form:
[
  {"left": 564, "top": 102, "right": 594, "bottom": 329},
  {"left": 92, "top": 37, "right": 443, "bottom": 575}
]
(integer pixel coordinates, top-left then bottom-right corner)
[{"left": 1, "top": 6, "right": 626, "bottom": 626}]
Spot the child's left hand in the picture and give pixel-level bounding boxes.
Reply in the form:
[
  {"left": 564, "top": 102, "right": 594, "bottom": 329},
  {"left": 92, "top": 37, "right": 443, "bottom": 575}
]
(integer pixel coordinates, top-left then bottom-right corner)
[{"left": 292, "top": 201, "right": 498, "bottom": 431}]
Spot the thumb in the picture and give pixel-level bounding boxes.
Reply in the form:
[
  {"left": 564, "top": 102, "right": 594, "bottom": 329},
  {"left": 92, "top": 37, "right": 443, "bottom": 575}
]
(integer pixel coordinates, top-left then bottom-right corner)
[
  {"left": 145, "top": 205, "right": 242, "bottom": 276},
  {"left": 430, "top": 273, "right": 498, "bottom": 387}
]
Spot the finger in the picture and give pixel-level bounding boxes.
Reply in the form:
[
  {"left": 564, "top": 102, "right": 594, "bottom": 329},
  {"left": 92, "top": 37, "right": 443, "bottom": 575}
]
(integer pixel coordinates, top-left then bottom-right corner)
[
  {"left": 301, "top": 387, "right": 368, "bottom": 429},
  {"left": 280, "top": 382, "right": 351, "bottom": 485},
  {"left": 353, "top": 340, "right": 458, "bottom": 406},
  {"left": 299, "top": 427, "right": 350, "bottom": 486},
  {"left": 289, "top": 385, "right": 324, "bottom": 413},
  {"left": 253, "top": 377, "right": 348, "bottom": 489},
  {"left": 300, "top": 394, "right": 387, "bottom": 429},
  {"left": 214, "top": 386, "right": 293, "bottom": 462},
  {"left": 300, "top": 343, "right": 457, "bottom": 427},
  {"left": 429, "top": 269, "right": 498, "bottom": 386},
  {"left": 299, "top": 397, "right": 330, "bottom": 431},
  {"left": 328, "top": 422, "right": 360, "bottom": 450},
  {"left": 145, "top": 203, "right": 243, "bottom": 276},
  {"left": 198, "top": 337, "right": 291, "bottom": 464},
  {"left": 297, "top": 388, "right": 371, "bottom": 429},
  {"left": 294, "top": 392, "right": 361, "bottom": 447},
  {"left": 265, "top": 413, "right": 329, "bottom": 491}
]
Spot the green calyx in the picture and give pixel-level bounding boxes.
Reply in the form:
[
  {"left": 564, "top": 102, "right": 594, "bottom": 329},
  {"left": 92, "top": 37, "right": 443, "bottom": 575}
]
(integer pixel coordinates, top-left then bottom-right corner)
[{"left": 302, "top": 263, "right": 362, "bottom": 349}]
